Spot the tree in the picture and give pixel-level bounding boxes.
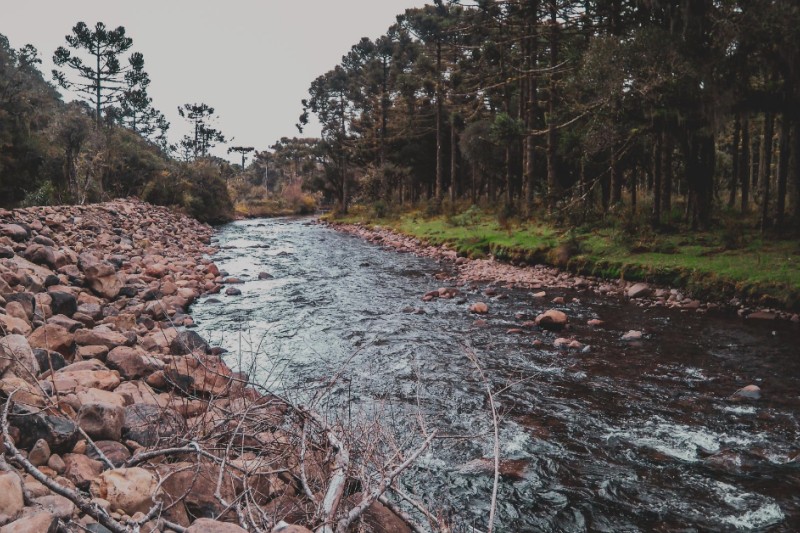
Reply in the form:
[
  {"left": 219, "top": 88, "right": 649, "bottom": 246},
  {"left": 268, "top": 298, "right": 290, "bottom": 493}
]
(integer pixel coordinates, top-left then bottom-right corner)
[
  {"left": 178, "top": 103, "right": 226, "bottom": 158},
  {"left": 228, "top": 145, "right": 254, "bottom": 169},
  {"left": 52, "top": 22, "right": 135, "bottom": 125}
]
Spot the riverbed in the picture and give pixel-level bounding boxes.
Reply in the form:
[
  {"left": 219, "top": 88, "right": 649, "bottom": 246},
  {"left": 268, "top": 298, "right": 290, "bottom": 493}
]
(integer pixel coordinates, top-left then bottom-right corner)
[{"left": 191, "top": 217, "right": 800, "bottom": 532}]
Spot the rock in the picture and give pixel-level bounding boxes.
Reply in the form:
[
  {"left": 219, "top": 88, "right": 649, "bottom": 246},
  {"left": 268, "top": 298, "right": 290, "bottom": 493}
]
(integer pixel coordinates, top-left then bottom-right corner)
[
  {"left": 469, "top": 302, "right": 489, "bottom": 314},
  {"left": 77, "top": 402, "right": 125, "bottom": 441},
  {"left": 747, "top": 311, "right": 776, "bottom": 320},
  {"left": 79, "top": 254, "right": 122, "bottom": 300},
  {"left": 9, "top": 405, "right": 79, "bottom": 453},
  {"left": 33, "top": 349, "right": 66, "bottom": 373},
  {"left": 0, "top": 512, "right": 59, "bottom": 533},
  {"left": 170, "top": 330, "right": 210, "bottom": 355},
  {"left": 47, "top": 314, "right": 83, "bottom": 333},
  {"left": 48, "top": 291, "right": 78, "bottom": 317},
  {"left": 258, "top": 272, "right": 273, "bottom": 280},
  {"left": 225, "top": 287, "right": 242, "bottom": 296},
  {"left": 123, "top": 404, "right": 185, "bottom": 446},
  {"left": 51, "top": 361, "right": 121, "bottom": 393},
  {"left": 0, "top": 334, "right": 39, "bottom": 380},
  {"left": 47, "top": 454, "right": 66, "bottom": 475},
  {"left": 732, "top": 384, "right": 761, "bottom": 400},
  {"left": 87, "top": 441, "right": 131, "bottom": 467},
  {"left": 63, "top": 453, "right": 104, "bottom": 490},
  {"left": 27, "top": 324, "right": 74, "bottom": 357},
  {"left": 0, "top": 314, "right": 31, "bottom": 336},
  {"left": 90, "top": 468, "right": 158, "bottom": 515},
  {"left": 29, "top": 438, "right": 51, "bottom": 466},
  {"left": 164, "top": 355, "right": 233, "bottom": 396},
  {"left": 31, "top": 494, "right": 75, "bottom": 519},
  {"left": 187, "top": 519, "right": 248, "bottom": 533},
  {"left": 587, "top": 319, "right": 604, "bottom": 327},
  {"left": 74, "top": 327, "right": 129, "bottom": 349},
  {"left": 627, "top": 282, "right": 651, "bottom": 299},
  {"left": 0, "top": 376, "right": 46, "bottom": 407},
  {"left": 535, "top": 309, "right": 568, "bottom": 331},
  {"left": 621, "top": 330, "right": 643, "bottom": 341},
  {"left": 345, "top": 494, "right": 412, "bottom": 533},
  {"left": 22, "top": 244, "right": 66, "bottom": 270},
  {"left": 0, "top": 471, "right": 24, "bottom": 518},
  {"left": 0, "top": 223, "right": 29, "bottom": 242},
  {"left": 105, "top": 347, "right": 153, "bottom": 380}
]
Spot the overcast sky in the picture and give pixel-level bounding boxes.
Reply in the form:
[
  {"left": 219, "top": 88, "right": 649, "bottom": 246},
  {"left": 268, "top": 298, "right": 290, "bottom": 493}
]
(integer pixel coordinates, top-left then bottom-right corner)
[{"left": 3, "top": 1, "right": 428, "bottom": 161}]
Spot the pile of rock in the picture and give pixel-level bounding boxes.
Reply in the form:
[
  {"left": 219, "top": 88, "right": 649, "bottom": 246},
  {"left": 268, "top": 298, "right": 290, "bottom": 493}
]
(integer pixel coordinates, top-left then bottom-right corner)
[{"left": 0, "top": 200, "right": 339, "bottom": 532}]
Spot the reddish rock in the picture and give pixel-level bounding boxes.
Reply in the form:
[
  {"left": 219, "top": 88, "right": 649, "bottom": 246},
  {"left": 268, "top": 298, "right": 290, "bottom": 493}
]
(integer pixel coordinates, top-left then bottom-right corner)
[
  {"left": 469, "top": 302, "right": 489, "bottom": 314},
  {"left": 63, "top": 453, "right": 104, "bottom": 490},
  {"left": 535, "top": 309, "right": 568, "bottom": 331},
  {"left": 627, "top": 282, "right": 651, "bottom": 299},
  {"left": 27, "top": 324, "right": 75, "bottom": 356}
]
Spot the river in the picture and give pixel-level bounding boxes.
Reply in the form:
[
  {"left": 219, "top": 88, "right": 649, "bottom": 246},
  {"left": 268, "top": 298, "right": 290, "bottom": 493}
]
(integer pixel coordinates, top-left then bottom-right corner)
[{"left": 190, "top": 217, "right": 800, "bottom": 532}]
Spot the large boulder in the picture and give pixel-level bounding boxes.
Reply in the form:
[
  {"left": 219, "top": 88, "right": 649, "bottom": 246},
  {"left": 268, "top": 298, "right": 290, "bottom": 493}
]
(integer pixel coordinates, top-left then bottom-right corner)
[
  {"left": 627, "top": 282, "right": 651, "bottom": 299},
  {"left": 90, "top": 468, "right": 158, "bottom": 515}
]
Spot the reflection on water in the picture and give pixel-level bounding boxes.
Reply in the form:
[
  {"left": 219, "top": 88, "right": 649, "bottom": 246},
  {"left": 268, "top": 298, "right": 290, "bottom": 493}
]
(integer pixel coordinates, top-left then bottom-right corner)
[{"left": 191, "top": 218, "right": 800, "bottom": 532}]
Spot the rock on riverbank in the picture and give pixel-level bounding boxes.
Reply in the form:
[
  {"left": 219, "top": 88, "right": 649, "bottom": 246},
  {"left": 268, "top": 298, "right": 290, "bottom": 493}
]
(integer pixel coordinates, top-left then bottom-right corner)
[{"left": 0, "top": 200, "right": 409, "bottom": 533}]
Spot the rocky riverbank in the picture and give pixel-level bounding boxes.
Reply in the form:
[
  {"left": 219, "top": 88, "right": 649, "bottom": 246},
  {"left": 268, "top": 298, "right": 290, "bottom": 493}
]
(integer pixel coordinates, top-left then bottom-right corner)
[
  {"left": 325, "top": 221, "right": 800, "bottom": 323},
  {"left": 0, "top": 200, "right": 411, "bottom": 533}
]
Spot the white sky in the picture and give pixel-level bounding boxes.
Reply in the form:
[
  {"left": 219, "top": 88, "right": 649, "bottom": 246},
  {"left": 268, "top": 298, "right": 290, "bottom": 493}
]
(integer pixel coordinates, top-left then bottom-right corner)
[{"left": 2, "top": 1, "right": 428, "bottom": 161}]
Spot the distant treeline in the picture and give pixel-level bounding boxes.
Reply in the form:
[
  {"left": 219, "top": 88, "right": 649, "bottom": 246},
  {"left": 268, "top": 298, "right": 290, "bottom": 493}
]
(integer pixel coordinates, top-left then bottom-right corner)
[{"left": 299, "top": 0, "right": 800, "bottom": 232}]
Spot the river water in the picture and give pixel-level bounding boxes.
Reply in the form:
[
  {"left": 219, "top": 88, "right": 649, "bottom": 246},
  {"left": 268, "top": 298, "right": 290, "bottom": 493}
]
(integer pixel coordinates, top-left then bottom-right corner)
[{"left": 190, "top": 217, "right": 800, "bottom": 532}]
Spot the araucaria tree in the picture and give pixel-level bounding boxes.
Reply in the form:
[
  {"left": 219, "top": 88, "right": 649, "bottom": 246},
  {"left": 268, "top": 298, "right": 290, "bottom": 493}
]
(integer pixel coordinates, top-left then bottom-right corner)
[
  {"left": 52, "top": 22, "right": 135, "bottom": 125},
  {"left": 178, "top": 102, "right": 226, "bottom": 159}
]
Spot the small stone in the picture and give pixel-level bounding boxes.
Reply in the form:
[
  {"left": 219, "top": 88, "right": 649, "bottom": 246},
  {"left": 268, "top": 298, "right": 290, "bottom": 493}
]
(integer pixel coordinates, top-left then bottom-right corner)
[
  {"left": 225, "top": 287, "right": 242, "bottom": 296},
  {"left": 621, "top": 330, "right": 643, "bottom": 341},
  {"left": 28, "top": 439, "right": 51, "bottom": 467},
  {"left": 535, "top": 309, "right": 568, "bottom": 331},
  {"left": 732, "top": 384, "right": 761, "bottom": 400},
  {"left": 627, "top": 282, "right": 651, "bottom": 299},
  {"left": 469, "top": 302, "right": 489, "bottom": 314}
]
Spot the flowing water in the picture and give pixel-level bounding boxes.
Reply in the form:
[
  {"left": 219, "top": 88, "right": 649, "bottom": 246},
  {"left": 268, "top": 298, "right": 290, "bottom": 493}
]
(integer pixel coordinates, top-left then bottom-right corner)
[{"left": 191, "top": 217, "right": 800, "bottom": 532}]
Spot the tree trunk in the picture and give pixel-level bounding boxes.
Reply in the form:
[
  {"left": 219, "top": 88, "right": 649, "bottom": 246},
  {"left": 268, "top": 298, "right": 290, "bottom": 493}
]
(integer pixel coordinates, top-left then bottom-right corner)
[
  {"left": 729, "top": 113, "right": 740, "bottom": 208},
  {"left": 685, "top": 130, "right": 715, "bottom": 230},
  {"left": 524, "top": 2, "right": 540, "bottom": 215},
  {"left": 435, "top": 39, "right": 444, "bottom": 203},
  {"left": 450, "top": 117, "right": 458, "bottom": 204},
  {"left": 791, "top": 121, "right": 800, "bottom": 224},
  {"left": 662, "top": 134, "right": 673, "bottom": 217},
  {"left": 740, "top": 112, "right": 750, "bottom": 212},
  {"left": 546, "top": 0, "right": 559, "bottom": 211},
  {"left": 652, "top": 132, "right": 663, "bottom": 224},
  {"left": 760, "top": 112, "right": 774, "bottom": 232},
  {"left": 776, "top": 112, "right": 790, "bottom": 226},
  {"left": 610, "top": 146, "right": 621, "bottom": 205},
  {"left": 630, "top": 168, "right": 637, "bottom": 211}
]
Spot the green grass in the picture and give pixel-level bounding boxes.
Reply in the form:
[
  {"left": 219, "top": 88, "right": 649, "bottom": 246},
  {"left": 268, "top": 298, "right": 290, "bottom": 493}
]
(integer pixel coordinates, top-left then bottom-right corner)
[{"left": 328, "top": 206, "right": 800, "bottom": 310}]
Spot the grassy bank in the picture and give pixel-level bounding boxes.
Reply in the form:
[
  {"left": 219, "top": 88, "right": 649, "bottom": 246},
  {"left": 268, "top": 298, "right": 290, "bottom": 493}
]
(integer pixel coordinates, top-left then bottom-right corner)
[{"left": 328, "top": 207, "right": 800, "bottom": 310}]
